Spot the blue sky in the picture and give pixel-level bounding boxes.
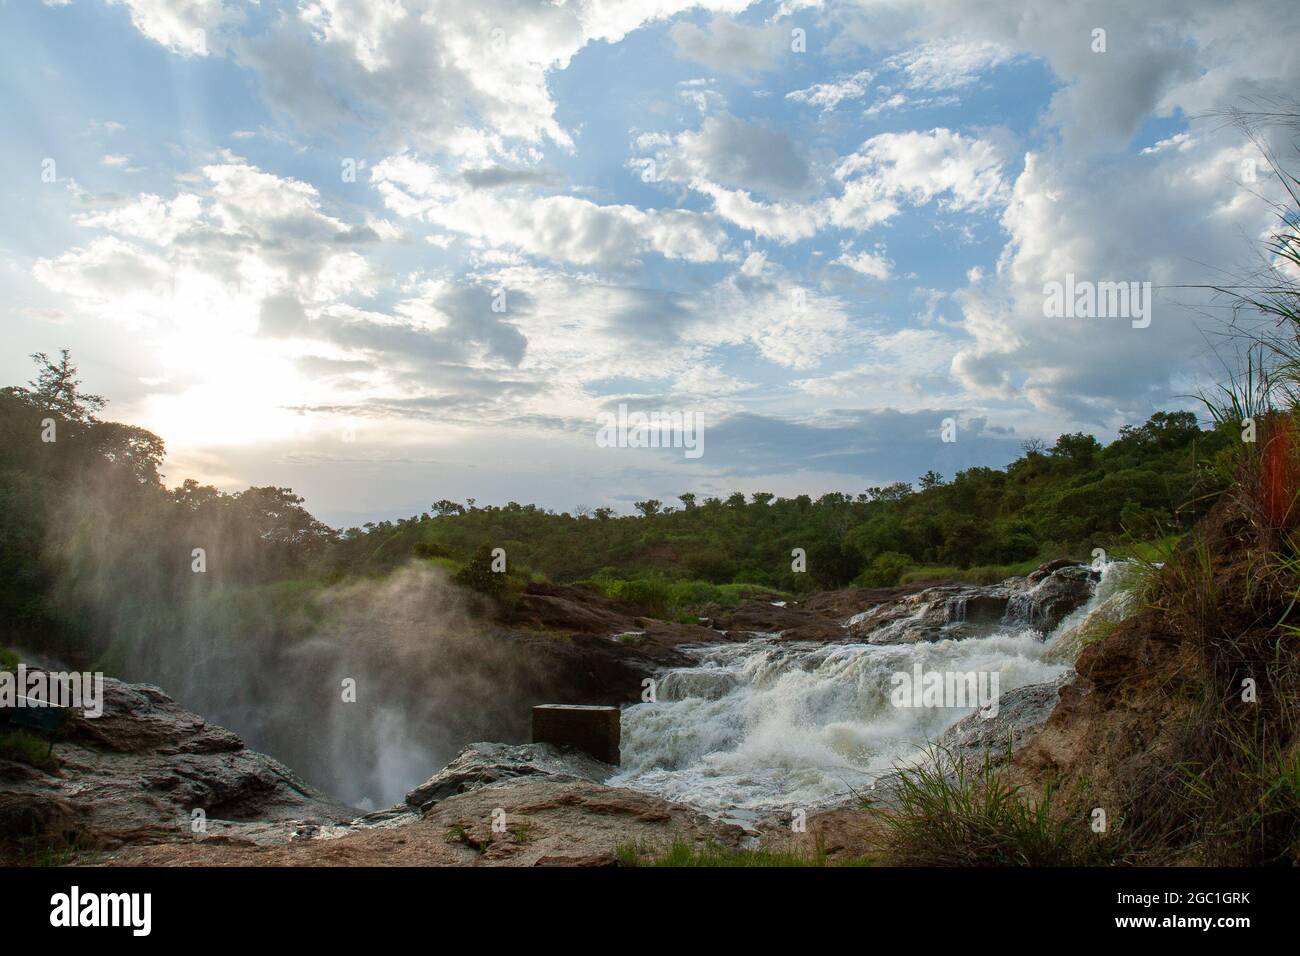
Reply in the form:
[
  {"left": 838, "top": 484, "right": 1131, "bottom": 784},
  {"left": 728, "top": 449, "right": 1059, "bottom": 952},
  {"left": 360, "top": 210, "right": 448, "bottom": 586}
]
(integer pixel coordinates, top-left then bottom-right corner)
[{"left": 2, "top": 0, "right": 1296, "bottom": 526}]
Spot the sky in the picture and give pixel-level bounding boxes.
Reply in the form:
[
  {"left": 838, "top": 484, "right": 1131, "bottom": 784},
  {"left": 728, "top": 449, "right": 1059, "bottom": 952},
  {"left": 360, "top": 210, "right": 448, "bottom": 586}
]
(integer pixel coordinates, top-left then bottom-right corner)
[{"left": 2, "top": 0, "right": 1298, "bottom": 527}]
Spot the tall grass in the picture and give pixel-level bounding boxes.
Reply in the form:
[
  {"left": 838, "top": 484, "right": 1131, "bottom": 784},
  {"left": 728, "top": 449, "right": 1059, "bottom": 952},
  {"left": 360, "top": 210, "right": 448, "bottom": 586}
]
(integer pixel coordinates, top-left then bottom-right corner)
[
  {"left": 1119, "top": 103, "right": 1300, "bottom": 864},
  {"left": 870, "top": 750, "right": 1125, "bottom": 866}
]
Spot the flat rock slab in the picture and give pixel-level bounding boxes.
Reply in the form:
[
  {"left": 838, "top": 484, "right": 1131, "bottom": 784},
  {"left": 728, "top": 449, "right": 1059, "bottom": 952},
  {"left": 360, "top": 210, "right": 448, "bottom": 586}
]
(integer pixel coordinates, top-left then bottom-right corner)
[
  {"left": 92, "top": 777, "right": 748, "bottom": 867},
  {"left": 405, "top": 741, "right": 615, "bottom": 811}
]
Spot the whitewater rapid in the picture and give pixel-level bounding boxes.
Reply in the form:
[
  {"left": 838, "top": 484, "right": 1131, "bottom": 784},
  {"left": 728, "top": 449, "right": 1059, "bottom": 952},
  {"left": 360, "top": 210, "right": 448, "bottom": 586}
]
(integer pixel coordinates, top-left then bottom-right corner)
[{"left": 611, "top": 563, "right": 1128, "bottom": 816}]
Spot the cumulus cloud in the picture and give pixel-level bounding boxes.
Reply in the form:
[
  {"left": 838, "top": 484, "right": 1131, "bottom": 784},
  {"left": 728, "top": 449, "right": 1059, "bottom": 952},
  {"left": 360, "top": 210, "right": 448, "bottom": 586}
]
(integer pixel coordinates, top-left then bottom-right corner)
[
  {"left": 669, "top": 15, "right": 788, "bottom": 76},
  {"left": 643, "top": 125, "right": 1010, "bottom": 242},
  {"left": 884, "top": 40, "right": 1018, "bottom": 91},
  {"left": 660, "top": 113, "right": 817, "bottom": 199},
  {"left": 948, "top": 134, "right": 1282, "bottom": 422},
  {"left": 786, "top": 68, "right": 874, "bottom": 112},
  {"left": 371, "top": 153, "right": 728, "bottom": 268},
  {"left": 20, "top": 0, "right": 1300, "bottom": 506},
  {"left": 106, "top": 0, "right": 240, "bottom": 56},
  {"left": 222, "top": 0, "right": 758, "bottom": 160},
  {"left": 834, "top": 244, "right": 894, "bottom": 279}
]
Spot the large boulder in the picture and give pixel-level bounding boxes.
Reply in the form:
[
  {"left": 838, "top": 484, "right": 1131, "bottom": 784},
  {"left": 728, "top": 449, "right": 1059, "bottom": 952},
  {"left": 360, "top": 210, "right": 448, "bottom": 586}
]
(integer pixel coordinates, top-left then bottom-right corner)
[
  {"left": 845, "top": 562, "right": 1099, "bottom": 645},
  {"left": 0, "top": 674, "right": 356, "bottom": 857},
  {"left": 405, "top": 741, "right": 615, "bottom": 811},
  {"left": 936, "top": 673, "right": 1076, "bottom": 765}
]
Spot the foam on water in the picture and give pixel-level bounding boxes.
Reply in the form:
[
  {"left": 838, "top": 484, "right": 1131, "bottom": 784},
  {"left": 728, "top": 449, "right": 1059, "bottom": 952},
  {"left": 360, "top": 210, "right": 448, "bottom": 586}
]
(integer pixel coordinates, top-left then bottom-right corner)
[{"left": 613, "top": 564, "right": 1124, "bottom": 814}]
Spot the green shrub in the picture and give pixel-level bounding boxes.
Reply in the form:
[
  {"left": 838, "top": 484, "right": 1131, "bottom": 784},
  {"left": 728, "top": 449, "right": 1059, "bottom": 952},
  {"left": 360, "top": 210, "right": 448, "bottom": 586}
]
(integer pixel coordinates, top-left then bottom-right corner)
[
  {"left": 854, "top": 551, "right": 912, "bottom": 587},
  {"left": 453, "top": 544, "right": 509, "bottom": 598},
  {"left": 872, "top": 751, "right": 1125, "bottom": 866},
  {"left": 0, "top": 728, "right": 59, "bottom": 772},
  {"left": 0, "top": 647, "right": 18, "bottom": 672}
]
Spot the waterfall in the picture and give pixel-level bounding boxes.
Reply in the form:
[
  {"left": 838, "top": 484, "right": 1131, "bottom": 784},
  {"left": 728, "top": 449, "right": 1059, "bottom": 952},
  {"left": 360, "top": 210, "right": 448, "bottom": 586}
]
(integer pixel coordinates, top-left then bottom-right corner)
[{"left": 612, "top": 564, "right": 1125, "bottom": 815}]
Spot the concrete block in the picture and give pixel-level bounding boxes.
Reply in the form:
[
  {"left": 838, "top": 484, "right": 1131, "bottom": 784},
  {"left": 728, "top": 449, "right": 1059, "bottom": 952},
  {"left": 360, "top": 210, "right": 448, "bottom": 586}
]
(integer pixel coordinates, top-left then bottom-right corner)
[{"left": 532, "top": 704, "right": 620, "bottom": 765}]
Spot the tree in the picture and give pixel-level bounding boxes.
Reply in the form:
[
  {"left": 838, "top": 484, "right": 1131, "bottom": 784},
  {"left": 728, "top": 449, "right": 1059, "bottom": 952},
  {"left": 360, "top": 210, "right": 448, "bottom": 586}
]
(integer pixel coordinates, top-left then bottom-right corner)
[
  {"left": 27, "top": 350, "right": 106, "bottom": 423},
  {"left": 859, "top": 551, "right": 912, "bottom": 587},
  {"left": 454, "top": 544, "right": 508, "bottom": 598},
  {"left": 1051, "top": 432, "right": 1102, "bottom": 467},
  {"left": 678, "top": 493, "right": 697, "bottom": 510},
  {"left": 918, "top": 470, "right": 946, "bottom": 489},
  {"left": 634, "top": 499, "right": 662, "bottom": 517}
]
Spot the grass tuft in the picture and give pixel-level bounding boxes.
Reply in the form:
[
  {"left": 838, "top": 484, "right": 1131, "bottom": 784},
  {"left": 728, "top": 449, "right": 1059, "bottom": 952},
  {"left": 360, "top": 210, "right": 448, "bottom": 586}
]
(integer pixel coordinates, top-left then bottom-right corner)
[
  {"left": 870, "top": 751, "right": 1126, "bottom": 866},
  {"left": 0, "top": 728, "right": 59, "bottom": 772}
]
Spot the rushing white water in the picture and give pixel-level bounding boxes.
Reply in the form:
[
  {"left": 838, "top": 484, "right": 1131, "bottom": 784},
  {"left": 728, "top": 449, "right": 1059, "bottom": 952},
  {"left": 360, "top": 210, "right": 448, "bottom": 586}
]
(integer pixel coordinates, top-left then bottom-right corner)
[{"left": 612, "top": 564, "right": 1126, "bottom": 816}]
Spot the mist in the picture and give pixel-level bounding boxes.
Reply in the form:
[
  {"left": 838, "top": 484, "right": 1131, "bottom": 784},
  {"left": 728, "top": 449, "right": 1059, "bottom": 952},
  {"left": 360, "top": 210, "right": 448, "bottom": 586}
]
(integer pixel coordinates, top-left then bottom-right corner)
[{"left": 42, "top": 472, "right": 547, "bottom": 809}]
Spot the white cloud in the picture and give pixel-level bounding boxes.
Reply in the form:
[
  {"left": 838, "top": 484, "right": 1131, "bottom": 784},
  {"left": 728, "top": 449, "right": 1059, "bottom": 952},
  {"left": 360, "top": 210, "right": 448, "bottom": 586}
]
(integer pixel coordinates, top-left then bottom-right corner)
[
  {"left": 106, "top": 0, "right": 239, "bottom": 56},
  {"left": 793, "top": 328, "right": 962, "bottom": 408},
  {"left": 786, "top": 68, "right": 875, "bottom": 112},
  {"left": 659, "top": 112, "right": 816, "bottom": 199},
  {"left": 947, "top": 134, "right": 1284, "bottom": 420},
  {"left": 76, "top": 193, "right": 204, "bottom": 245},
  {"left": 834, "top": 244, "right": 894, "bottom": 279},
  {"left": 645, "top": 126, "right": 1009, "bottom": 243},
  {"left": 885, "top": 40, "right": 1017, "bottom": 91},
  {"left": 225, "top": 0, "right": 759, "bottom": 161},
  {"left": 669, "top": 14, "right": 787, "bottom": 76},
  {"left": 371, "top": 153, "right": 727, "bottom": 268},
  {"left": 833, "top": 128, "right": 1009, "bottom": 215}
]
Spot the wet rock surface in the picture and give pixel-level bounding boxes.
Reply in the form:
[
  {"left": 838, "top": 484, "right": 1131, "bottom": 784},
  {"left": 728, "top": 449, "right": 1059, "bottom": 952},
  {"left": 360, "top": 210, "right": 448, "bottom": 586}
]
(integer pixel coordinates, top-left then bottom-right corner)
[
  {"left": 0, "top": 675, "right": 357, "bottom": 857},
  {"left": 405, "top": 741, "right": 616, "bottom": 811},
  {"left": 936, "top": 672, "right": 1076, "bottom": 765},
  {"left": 845, "top": 561, "right": 1098, "bottom": 645},
  {"left": 96, "top": 776, "right": 748, "bottom": 867},
  {"left": 6, "top": 563, "right": 1112, "bottom": 865}
]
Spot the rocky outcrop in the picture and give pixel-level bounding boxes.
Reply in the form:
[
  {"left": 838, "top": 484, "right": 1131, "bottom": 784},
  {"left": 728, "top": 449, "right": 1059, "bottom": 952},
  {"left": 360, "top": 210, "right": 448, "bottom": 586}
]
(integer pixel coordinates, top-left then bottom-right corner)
[
  {"left": 405, "top": 742, "right": 615, "bottom": 811},
  {"left": 704, "top": 584, "right": 933, "bottom": 643},
  {"left": 96, "top": 776, "right": 750, "bottom": 867},
  {"left": 936, "top": 672, "right": 1076, "bottom": 765},
  {"left": 504, "top": 583, "right": 723, "bottom": 650},
  {"left": 0, "top": 675, "right": 356, "bottom": 857},
  {"left": 845, "top": 561, "right": 1097, "bottom": 645}
]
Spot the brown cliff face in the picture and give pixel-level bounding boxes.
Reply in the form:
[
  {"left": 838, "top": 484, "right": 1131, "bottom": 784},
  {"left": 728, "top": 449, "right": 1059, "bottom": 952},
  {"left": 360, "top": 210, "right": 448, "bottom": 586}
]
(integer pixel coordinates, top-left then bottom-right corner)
[{"left": 1009, "top": 499, "right": 1300, "bottom": 865}]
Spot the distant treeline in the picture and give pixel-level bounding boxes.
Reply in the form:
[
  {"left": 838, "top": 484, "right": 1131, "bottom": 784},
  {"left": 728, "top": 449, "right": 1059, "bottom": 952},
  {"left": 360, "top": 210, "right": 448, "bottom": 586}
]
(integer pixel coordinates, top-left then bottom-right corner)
[
  {"left": 0, "top": 350, "right": 1232, "bottom": 666},
  {"left": 336, "top": 409, "right": 1229, "bottom": 591}
]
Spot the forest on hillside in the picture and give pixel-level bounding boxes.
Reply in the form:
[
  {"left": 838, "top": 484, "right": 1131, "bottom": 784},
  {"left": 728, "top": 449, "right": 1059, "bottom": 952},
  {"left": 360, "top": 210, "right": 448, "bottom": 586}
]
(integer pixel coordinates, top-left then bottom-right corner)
[{"left": 0, "top": 348, "right": 1234, "bottom": 670}]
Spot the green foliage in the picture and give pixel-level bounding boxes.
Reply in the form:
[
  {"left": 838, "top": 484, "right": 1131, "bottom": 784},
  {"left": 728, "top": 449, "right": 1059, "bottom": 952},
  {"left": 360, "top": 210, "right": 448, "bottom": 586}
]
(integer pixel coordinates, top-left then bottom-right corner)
[
  {"left": 0, "top": 728, "right": 59, "bottom": 772},
  {"left": 873, "top": 751, "right": 1126, "bottom": 866},
  {"left": 901, "top": 557, "right": 1058, "bottom": 586},
  {"left": 453, "top": 544, "right": 509, "bottom": 599},
  {"left": 0, "top": 348, "right": 1232, "bottom": 670},
  {"left": 317, "top": 411, "right": 1219, "bottom": 598},
  {"left": 854, "top": 551, "right": 913, "bottom": 587},
  {"left": 0, "top": 647, "right": 17, "bottom": 672},
  {"left": 582, "top": 576, "right": 777, "bottom": 617}
]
